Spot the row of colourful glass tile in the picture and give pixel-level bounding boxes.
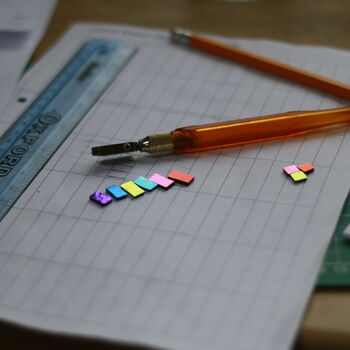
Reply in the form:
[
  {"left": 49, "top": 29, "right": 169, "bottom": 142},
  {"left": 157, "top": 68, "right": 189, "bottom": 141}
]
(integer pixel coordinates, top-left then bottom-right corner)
[{"left": 90, "top": 170, "right": 194, "bottom": 206}]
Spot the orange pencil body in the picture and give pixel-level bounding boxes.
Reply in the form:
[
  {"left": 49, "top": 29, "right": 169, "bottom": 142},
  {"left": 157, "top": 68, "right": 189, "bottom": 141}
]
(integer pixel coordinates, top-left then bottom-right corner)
[{"left": 172, "top": 30, "right": 350, "bottom": 100}]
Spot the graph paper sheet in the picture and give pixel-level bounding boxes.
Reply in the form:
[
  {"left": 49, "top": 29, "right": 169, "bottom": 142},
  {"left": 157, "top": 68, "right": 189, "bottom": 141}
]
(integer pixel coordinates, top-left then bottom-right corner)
[{"left": 0, "top": 24, "right": 350, "bottom": 350}]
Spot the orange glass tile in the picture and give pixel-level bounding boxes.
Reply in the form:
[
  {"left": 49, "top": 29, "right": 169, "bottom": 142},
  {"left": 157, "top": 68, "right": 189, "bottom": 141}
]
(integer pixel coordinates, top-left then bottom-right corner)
[
  {"left": 297, "top": 162, "right": 314, "bottom": 174},
  {"left": 167, "top": 170, "right": 194, "bottom": 185}
]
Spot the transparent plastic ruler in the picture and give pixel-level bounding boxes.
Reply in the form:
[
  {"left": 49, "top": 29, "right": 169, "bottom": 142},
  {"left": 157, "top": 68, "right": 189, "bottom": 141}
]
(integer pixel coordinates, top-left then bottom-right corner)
[{"left": 0, "top": 39, "right": 137, "bottom": 220}]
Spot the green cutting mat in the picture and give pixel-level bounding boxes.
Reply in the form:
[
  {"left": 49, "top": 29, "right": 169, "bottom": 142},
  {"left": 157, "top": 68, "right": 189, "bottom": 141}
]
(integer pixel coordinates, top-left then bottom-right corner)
[{"left": 317, "top": 192, "right": 350, "bottom": 287}]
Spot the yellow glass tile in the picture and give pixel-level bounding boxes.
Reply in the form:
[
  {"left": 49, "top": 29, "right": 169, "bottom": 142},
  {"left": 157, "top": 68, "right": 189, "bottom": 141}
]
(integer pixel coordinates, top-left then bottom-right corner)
[
  {"left": 290, "top": 171, "right": 307, "bottom": 182},
  {"left": 120, "top": 181, "right": 145, "bottom": 197}
]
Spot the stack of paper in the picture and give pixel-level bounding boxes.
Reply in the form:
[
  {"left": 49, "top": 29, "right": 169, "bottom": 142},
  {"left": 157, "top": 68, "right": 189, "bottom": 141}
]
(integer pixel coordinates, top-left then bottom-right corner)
[
  {"left": 0, "top": 0, "right": 57, "bottom": 122},
  {"left": 0, "top": 23, "right": 349, "bottom": 350}
]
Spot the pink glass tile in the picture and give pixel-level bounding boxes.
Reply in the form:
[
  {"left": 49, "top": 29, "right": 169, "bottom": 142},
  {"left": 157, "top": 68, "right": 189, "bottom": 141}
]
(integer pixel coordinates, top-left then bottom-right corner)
[
  {"left": 283, "top": 164, "right": 299, "bottom": 175},
  {"left": 149, "top": 173, "right": 174, "bottom": 189}
]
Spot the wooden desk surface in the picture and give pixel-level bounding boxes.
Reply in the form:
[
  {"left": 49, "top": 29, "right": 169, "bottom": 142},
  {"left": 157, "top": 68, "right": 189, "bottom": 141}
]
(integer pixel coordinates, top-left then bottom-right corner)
[{"left": 6, "top": 0, "right": 350, "bottom": 349}]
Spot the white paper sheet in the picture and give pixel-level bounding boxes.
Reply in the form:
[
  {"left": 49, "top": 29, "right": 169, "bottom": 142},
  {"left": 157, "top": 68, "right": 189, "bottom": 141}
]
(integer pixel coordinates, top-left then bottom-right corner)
[
  {"left": 0, "top": 24, "right": 350, "bottom": 350},
  {"left": 0, "top": 0, "right": 57, "bottom": 120},
  {"left": 0, "top": 0, "right": 50, "bottom": 32}
]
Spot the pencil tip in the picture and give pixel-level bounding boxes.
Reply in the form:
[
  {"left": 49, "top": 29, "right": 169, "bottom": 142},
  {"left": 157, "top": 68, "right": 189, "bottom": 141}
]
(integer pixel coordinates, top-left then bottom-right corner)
[{"left": 170, "top": 29, "right": 191, "bottom": 45}]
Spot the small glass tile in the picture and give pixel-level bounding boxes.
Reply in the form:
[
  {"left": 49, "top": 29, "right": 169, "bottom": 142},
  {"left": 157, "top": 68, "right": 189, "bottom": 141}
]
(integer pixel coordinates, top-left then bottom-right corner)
[
  {"left": 297, "top": 162, "right": 314, "bottom": 174},
  {"left": 149, "top": 173, "right": 174, "bottom": 189},
  {"left": 167, "top": 170, "right": 194, "bottom": 185},
  {"left": 106, "top": 185, "right": 128, "bottom": 200},
  {"left": 283, "top": 165, "right": 299, "bottom": 175},
  {"left": 120, "top": 181, "right": 145, "bottom": 198},
  {"left": 134, "top": 176, "right": 158, "bottom": 191},
  {"left": 90, "top": 191, "right": 113, "bottom": 206},
  {"left": 290, "top": 171, "right": 308, "bottom": 182}
]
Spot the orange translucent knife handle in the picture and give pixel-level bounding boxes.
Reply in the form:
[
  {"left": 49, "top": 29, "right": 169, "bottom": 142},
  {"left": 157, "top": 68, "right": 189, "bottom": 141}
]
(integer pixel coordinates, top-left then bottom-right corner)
[{"left": 171, "top": 106, "right": 350, "bottom": 152}]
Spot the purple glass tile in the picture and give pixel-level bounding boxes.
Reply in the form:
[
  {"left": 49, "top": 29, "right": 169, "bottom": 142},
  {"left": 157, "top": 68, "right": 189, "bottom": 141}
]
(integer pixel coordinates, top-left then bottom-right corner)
[{"left": 90, "top": 191, "right": 113, "bottom": 206}]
